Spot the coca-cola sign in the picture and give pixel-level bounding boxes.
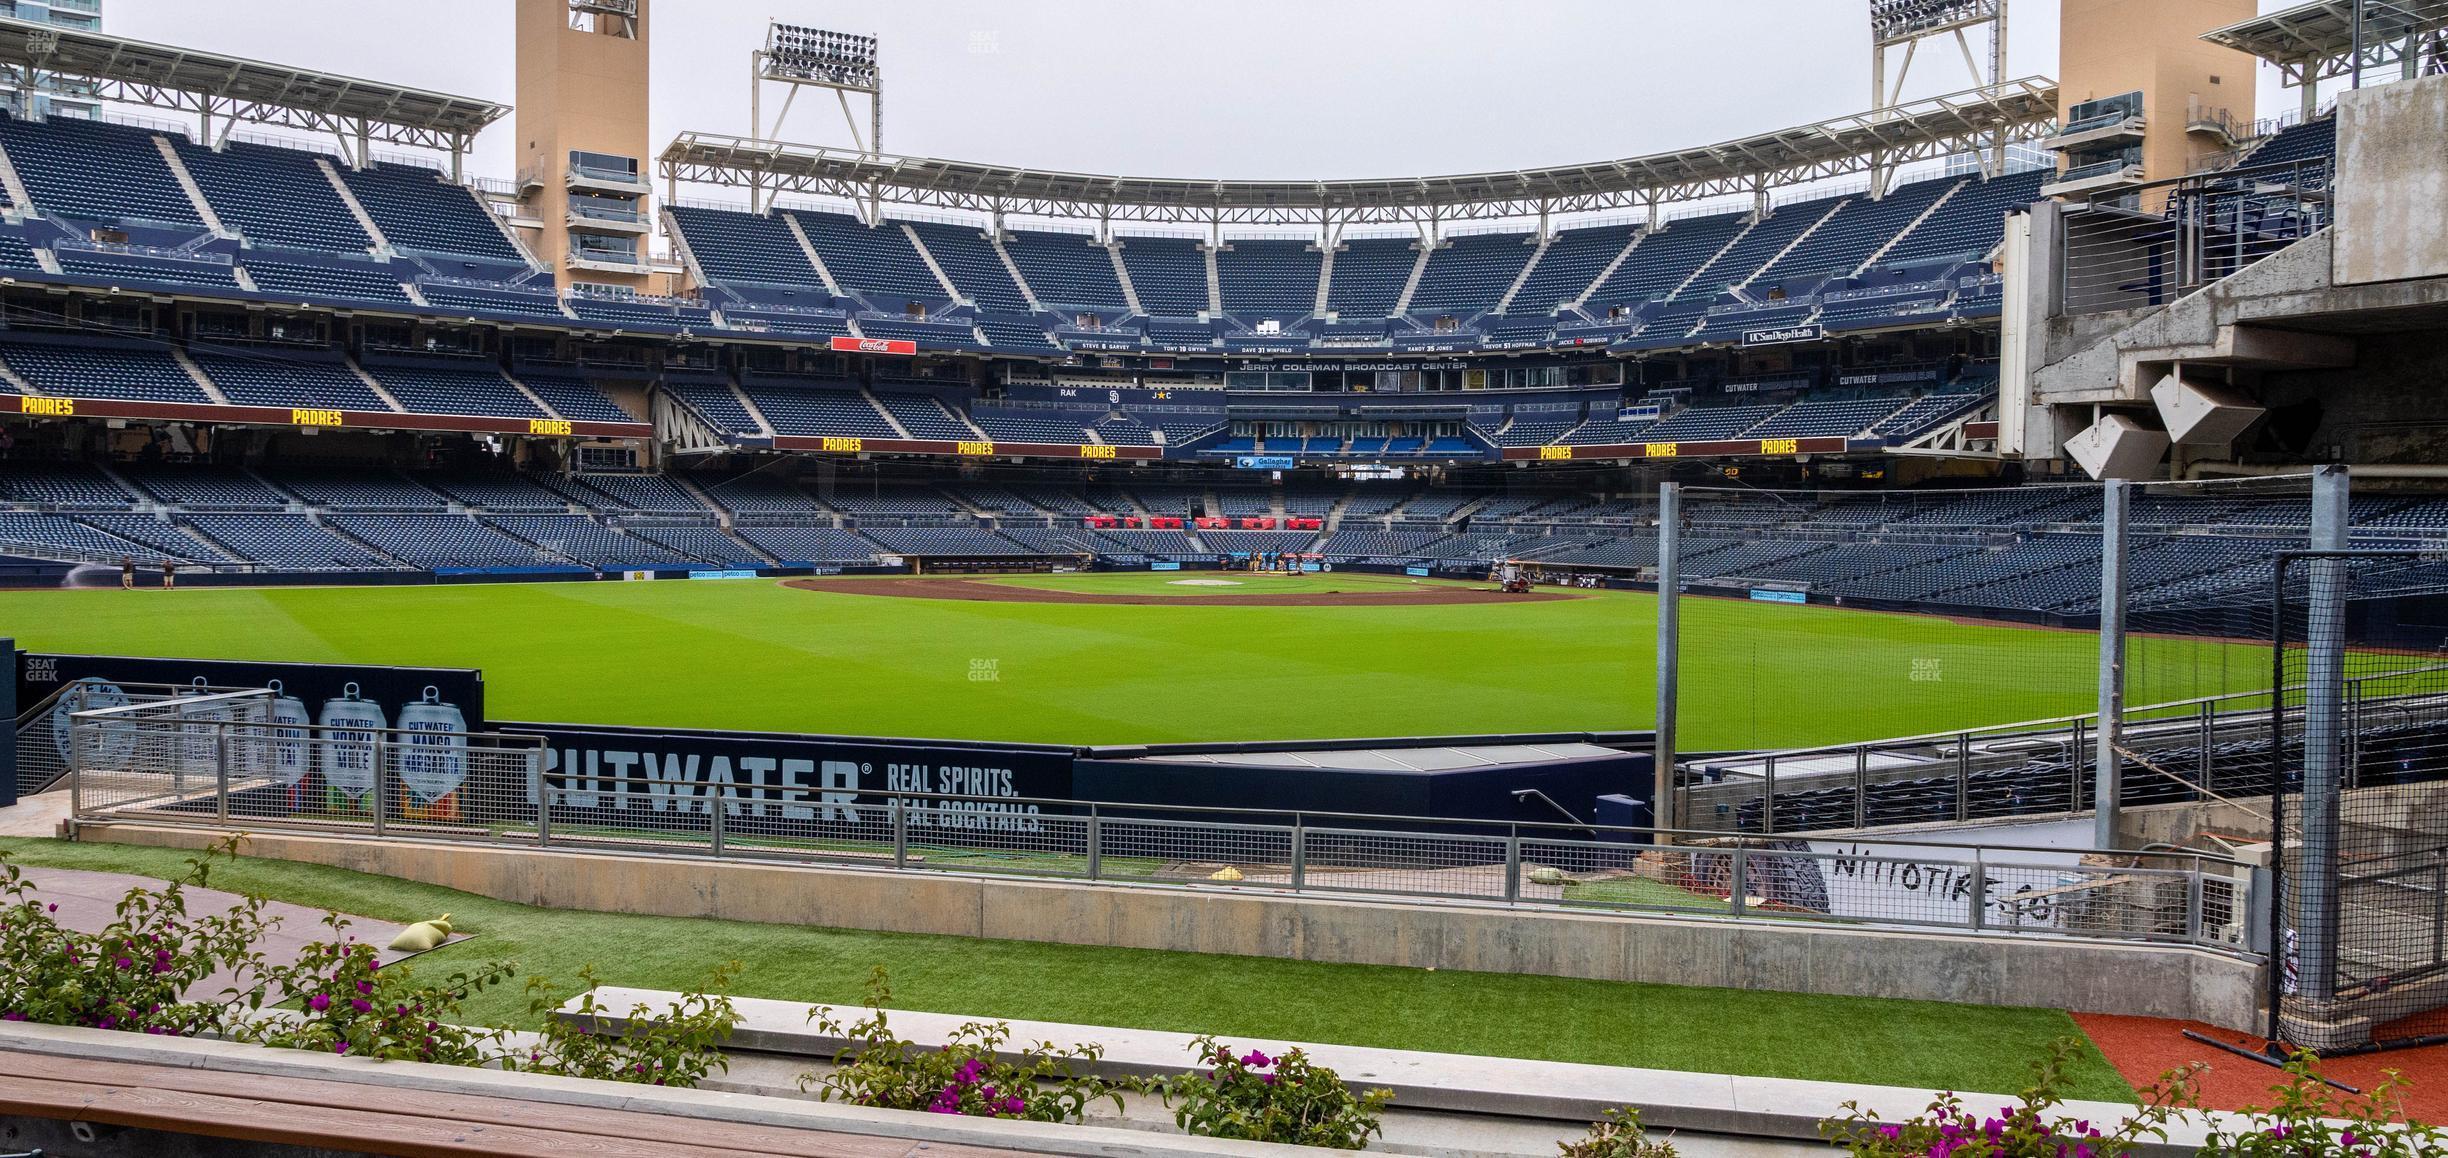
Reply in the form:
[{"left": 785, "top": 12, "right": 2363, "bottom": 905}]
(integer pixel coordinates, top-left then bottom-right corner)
[{"left": 830, "top": 336, "right": 919, "bottom": 356}]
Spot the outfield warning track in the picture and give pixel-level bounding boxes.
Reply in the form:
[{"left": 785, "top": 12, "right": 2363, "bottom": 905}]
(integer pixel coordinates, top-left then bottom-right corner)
[{"left": 781, "top": 576, "right": 1586, "bottom": 607}]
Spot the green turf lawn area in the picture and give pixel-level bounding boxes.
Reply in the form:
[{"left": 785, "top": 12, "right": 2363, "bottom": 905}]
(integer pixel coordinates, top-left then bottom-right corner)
[
  {"left": 0, "top": 837, "right": 2137, "bottom": 1099},
  {"left": 0, "top": 576, "right": 2274, "bottom": 749}
]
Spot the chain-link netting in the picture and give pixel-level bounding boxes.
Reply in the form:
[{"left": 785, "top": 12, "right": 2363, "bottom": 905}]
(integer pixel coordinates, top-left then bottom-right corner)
[
  {"left": 1669, "top": 479, "right": 2329, "bottom": 757},
  {"left": 2274, "top": 544, "right": 2448, "bottom": 1052}
]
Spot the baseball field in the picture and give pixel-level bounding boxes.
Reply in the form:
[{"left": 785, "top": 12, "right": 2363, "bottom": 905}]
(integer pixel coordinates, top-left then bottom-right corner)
[{"left": 0, "top": 572, "right": 2274, "bottom": 749}]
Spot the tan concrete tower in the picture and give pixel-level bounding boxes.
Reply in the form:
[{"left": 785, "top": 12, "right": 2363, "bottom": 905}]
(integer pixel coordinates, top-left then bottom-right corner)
[
  {"left": 515, "top": 0, "right": 654, "bottom": 291},
  {"left": 2047, "top": 0, "right": 2260, "bottom": 199}
]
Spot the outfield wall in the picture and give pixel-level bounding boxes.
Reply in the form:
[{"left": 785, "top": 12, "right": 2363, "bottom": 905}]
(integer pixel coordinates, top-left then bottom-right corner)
[{"left": 75, "top": 823, "right": 2266, "bottom": 1030}]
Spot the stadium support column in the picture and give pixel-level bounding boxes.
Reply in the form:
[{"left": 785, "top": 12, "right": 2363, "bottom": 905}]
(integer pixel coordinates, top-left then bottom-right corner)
[
  {"left": 0, "top": 638, "right": 14, "bottom": 810},
  {"left": 2299, "top": 464, "right": 2351, "bottom": 1008},
  {"left": 1654, "top": 483, "right": 1680, "bottom": 837},
  {"left": 2093, "top": 479, "right": 2129, "bottom": 849}
]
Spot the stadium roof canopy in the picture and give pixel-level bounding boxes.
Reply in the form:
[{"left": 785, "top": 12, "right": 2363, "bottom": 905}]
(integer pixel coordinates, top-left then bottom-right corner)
[
  {"left": 661, "top": 78, "right": 2060, "bottom": 227},
  {"left": 2201, "top": 0, "right": 2448, "bottom": 88},
  {"left": 0, "top": 16, "right": 508, "bottom": 164}
]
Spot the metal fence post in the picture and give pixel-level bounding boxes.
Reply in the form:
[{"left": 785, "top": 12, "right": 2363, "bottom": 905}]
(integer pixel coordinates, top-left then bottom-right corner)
[
  {"left": 1728, "top": 847, "right": 1750, "bottom": 918},
  {"left": 2070, "top": 720, "right": 2086, "bottom": 812},
  {"left": 1086, "top": 806, "right": 1103, "bottom": 881},
  {"left": 891, "top": 798, "right": 908, "bottom": 869},
  {"left": 2187, "top": 859, "right": 2206, "bottom": 945},
  {"left": 2198, "top": 700, "right": 2215, "bottom": 794},
  {"left": 1852, "top": 746, "right": 1868, "bottom": 830},
  {"left": 2299, "top": 466, "right": 2350, "bottom": 1008},
  {"left": 370, "top": 737, "right": 387, "bottom": 839},
  {"left": 1290, "top": 822, "right": 1307, "bottom": 892},
  {"left": 1969, "top": 851, "right": 1987, "bottom": 932},
  {"left": 709, "top": 788, "right": 726, "bottom": 857},
  {"left": 2095, "top": 478, "right": 2129, "bottom": 850},
  {"left": 214, "top": 724, "right": 230, "bottom": 824},
  {"left": 1955, "top": 734, "right": 1971, "bottom": 822},
  {"left": 532, "top": 753, "right": 552, "bottom": 847},
  {"left": 1761, "top": 754, "right": 1778, "bottom": 835},
  {"left": 1655, "top": 481, "right": 1681, "bottom": 837},
  {"left": 1504, "top": 832, "right": 1521, "bottom": 904}
]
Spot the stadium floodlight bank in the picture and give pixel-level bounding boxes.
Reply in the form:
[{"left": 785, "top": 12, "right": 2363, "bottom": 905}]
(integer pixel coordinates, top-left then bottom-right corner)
[{"left": 1871, "top": 0, "right": 2007, "bottom": 46}]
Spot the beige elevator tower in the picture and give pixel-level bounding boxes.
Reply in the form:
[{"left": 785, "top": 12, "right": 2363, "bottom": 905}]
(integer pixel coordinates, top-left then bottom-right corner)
[
  {"left": 515, "top": 0, "right": 656, "bottom": 292},
  {"left": 2044, "top": 0, "right": 2260, "bottom": 200}
]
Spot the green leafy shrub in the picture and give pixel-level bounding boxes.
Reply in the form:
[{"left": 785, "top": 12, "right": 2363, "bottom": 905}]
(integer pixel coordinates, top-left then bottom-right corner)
[
  {"left": 233, "top": 910, "right": 513, "bottom": 1065},
  {"left": 1153, "top": 1035, "right": 1392, "bottom": 1150},
  {"left": 523, "top": 962, "right": 741, "bottom": 1087},
  {"left": 1821, "top": 1038, "right": 2193, "bottom": 1157},
  {"left": 0, "top": 845, "right": 735, "bottom": 1091},
  {"left": 1558, "top": 1107, "right": 1680, "bottom": 1157},
  {"left": 0, "top": 837, "right": 277, "bottom": 1038},
  {"left": 2199, "top": 1051, "right": 2447, "bottom": 1157},
  {"left": 800, "top": 967, "right": 1129, "bottom": 1123}
]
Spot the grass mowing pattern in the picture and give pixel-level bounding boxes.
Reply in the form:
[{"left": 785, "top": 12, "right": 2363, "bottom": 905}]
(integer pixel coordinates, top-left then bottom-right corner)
[
  {"left": 0, "top": 838, "right": 2137, "bottom": 1099},
  {"left": 0, "top": 577, "right": 2270, "bottom": 749}
]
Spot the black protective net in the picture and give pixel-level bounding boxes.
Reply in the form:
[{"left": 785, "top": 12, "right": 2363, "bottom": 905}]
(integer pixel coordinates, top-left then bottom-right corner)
[{"left": 2271, "top": 546, "right": 2448, "bottom": 1052}]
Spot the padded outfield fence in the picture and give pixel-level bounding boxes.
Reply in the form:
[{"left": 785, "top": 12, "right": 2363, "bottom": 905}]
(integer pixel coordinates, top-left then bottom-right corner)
[{"left": 62, "top": 699, "right": 2257, "bottom": 954}]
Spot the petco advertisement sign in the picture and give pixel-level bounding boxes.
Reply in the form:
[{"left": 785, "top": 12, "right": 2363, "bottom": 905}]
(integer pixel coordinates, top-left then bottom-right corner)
[{"left": 830, "top": 336, "right": 919, "bottom": 356}]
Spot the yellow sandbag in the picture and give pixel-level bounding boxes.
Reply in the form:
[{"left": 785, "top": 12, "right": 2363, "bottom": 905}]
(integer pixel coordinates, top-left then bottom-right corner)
[
  {"left": 387, "top": 917, "right": 450, "bottom": 952},
  {"left": 1209, "top": 866, "right": 1244, "bottom": 882}
]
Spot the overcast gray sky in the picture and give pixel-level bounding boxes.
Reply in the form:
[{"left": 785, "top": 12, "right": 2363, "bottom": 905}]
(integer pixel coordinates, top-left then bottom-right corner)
[{"left": 99, "top": 1, "right": 2302, "bottom": 187}]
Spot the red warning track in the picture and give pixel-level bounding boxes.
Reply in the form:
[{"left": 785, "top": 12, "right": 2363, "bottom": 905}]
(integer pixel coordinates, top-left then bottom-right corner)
[{"left": 781, "top": 576, "right": 1586, "bottom": 607}]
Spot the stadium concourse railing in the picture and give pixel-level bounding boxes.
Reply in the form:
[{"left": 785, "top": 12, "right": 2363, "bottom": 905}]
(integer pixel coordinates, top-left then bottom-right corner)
[
  {"left": 65, "top": 694, "right": 2259, "bottom": 956},
  {"left": 13, "top": 681, "right": 263, "bottom": 798},
  {"left": 1680, "top": 665, "right": 2448, "bottom": 837}
]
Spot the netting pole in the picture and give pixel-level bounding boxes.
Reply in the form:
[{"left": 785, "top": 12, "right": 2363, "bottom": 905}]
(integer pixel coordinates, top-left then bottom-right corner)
[
  {"left": 2299, "top": 465, "right": 2351, "bottom": 1008},
  {"left": 2094, "top": 479, "right": 2129, "bottom": 850},
  {"left": 1655, "top": 481, "right": 1681, "bottom": 838}
]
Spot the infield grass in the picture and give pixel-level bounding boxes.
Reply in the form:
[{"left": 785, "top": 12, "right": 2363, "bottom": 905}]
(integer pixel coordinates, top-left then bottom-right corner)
[
  {"left": 0, "top": 837, "right": 2140, "bottom": 1099},
  {"left": 0, "top": 574, "right": 2275, "bottom": 749}
]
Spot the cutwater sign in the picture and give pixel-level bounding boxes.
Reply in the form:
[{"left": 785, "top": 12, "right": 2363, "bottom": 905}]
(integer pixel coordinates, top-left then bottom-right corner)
[{"left": 495, "top": 722, "right": 1077, "bottom": 835}]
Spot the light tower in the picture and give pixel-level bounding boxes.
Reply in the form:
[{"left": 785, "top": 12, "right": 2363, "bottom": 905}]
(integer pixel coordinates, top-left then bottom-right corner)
[
  {"left": 746, "top": 22, "right": 882, "bottom": 214},
  {"left": 1869, "top": 0, "right": 2013, "bottom": 184}
]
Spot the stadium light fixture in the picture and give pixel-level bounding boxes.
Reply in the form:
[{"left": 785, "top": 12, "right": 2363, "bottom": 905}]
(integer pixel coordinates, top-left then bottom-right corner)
[
  {"left": 747, "top": 21, "right": 883, "bottom": 210},
  {"left": 1871, "top": 0, "right": 2004, "bottom": 47},
  {"left": 1869, "top": 0, "right": 2012, "bottom": 186}
]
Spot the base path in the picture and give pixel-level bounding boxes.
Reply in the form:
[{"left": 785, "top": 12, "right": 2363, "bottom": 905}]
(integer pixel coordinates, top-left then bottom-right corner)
[{"left": 783, "top": 575, "right": 1587, "bottom": 607}]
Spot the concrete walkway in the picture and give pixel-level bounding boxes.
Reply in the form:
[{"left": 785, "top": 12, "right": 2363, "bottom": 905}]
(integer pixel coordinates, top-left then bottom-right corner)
[
  {"left": 0, "top": 788, "right": 73, "bottom": 838},
  {"left": 13, "top": 864, "right": 469, "bottom": 1002}
]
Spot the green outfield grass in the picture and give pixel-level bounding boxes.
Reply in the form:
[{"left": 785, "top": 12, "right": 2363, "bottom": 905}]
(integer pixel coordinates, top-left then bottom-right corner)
[
  {"left": 0, "top": 575, "right": 2274, "bottom": 749},
  {"left": 0, "top": 838, "right": 2139, "bottom": 1099}
]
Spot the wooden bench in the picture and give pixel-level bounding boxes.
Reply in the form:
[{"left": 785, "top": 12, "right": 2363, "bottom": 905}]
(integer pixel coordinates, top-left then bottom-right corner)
[{"left": 0, "top": 1051, "right": 1028, "bottom": 1157}]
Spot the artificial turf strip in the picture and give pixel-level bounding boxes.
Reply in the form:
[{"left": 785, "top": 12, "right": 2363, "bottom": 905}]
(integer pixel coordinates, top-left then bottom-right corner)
[
  {"left": 0, "top": 575, "right": 2272, "bottom": 751},
  {"left": 0, "top": 838, "right": 2140, "bottom": 1102}
]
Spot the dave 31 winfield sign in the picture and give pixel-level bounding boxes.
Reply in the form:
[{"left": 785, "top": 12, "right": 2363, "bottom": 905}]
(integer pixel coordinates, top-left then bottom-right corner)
[{"left": 831, "top": 336, "right": 919, "bottom": 356}]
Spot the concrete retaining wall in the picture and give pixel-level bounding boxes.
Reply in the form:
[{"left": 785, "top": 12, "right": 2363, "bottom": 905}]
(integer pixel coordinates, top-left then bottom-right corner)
[{"left": 79, "top": 822, "right": 2265, "bottom": 1029}]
